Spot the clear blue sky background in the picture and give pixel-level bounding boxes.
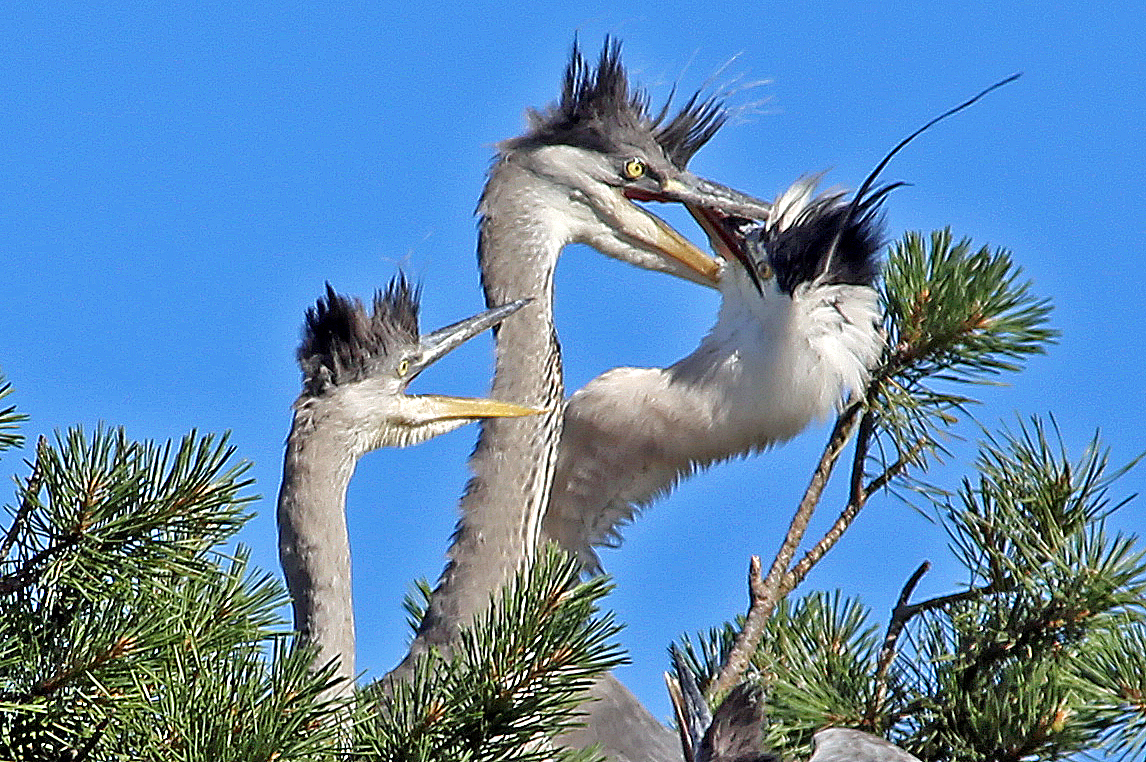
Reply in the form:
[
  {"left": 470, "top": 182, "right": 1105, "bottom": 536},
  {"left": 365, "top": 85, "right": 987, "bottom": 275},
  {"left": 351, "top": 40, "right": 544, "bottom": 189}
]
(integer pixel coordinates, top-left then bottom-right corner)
[{"left": 3, "top": 0, "right": 1143, "bottom": 730}]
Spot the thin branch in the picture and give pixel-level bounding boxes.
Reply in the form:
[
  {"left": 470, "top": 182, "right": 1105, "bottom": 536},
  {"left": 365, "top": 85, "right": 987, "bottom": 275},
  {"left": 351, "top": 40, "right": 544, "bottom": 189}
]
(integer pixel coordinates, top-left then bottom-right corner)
[
  {"left": 850, "top": 411, "right": 876, "bottom": 504},
  {"left": 707, "top": 400, "right": 864, "bottom": 698},
  {"left": 1, "top": 436, "right": 46, "bottom": 562},
  {"left": 863, "top": 442, "right": 924, "bottom": 498},
  {"left": 783, "top": 411, "right": 878, "bottom": 594},
  {"left": 867, "top": 561, "right": 932, "bottom": 725},
  {"left": 901, "top": 579, "right": 1008, "bottom": 619}
]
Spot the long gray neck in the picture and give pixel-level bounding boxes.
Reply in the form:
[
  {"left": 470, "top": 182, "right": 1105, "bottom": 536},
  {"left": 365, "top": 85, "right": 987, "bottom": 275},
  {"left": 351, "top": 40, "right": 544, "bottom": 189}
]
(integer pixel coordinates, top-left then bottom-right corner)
[
  {"left": 398, "top": 162, "right": 567, "bottom": 668},
  {"left": 277, "top": 402, "right": 359, "bottom": 698}
]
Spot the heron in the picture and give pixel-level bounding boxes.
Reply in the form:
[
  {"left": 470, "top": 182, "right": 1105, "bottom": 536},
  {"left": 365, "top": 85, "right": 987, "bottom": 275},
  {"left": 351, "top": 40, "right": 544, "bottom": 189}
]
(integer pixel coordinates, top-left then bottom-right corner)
[
  {"left": 384, "top": 39, "right": 767, "bottom": 762},
  {"left": 543, "top": 173, "right": 888, "bottom": 573},
  {"left": 394, "top": 40, "right": 766, "bottom": 668},
  {"left": 276, "top": 275, "right": 539, "bottom": 700},
  {"left": 552, "top": 75, "right": 1017, "bottom": 760},
  {"left": 543, "top": 71, "right": 1021, "bottom": 572}
]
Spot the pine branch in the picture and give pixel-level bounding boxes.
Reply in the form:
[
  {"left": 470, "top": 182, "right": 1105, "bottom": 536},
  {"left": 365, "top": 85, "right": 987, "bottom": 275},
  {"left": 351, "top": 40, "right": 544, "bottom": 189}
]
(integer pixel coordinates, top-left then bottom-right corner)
[
  {"left": 868, "top": 561, "right": 932, "bottom": 726},
  {"left": 359, "top": 546, "right": 621, "bottom": 762},
  {"left": 0, "top": 375, "right": 28, "bottom": 455}
]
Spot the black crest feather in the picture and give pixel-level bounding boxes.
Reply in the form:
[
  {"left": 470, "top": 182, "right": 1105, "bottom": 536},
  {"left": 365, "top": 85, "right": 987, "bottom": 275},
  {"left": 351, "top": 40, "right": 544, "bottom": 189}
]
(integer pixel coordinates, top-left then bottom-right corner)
[
  {"left": 298, "top": 274, "right": 421, "bottom": 396},
  {"left": 510, "top": 37, "right": 726, "bottom": 168},
  {"left": 749, "top": 180, "right": 889, "bottom": 296},
  {"left": 696, "top": 684, "right": 778, "bottom": 762}
]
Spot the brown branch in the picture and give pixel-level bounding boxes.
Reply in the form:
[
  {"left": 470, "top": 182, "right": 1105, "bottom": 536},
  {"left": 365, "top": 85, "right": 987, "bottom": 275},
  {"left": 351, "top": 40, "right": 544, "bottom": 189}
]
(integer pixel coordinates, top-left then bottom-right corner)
[
  {"left": 863, "top": 438, "right": 926, "bottom": 499},
  {"left": 867, "top": 561, "right": 932, "bottom": 725},
  {"left": 783, "top": 411, "right": 878, "bottom": 595},
  {"left": 785, "top": 431, "right": 931, "bottom": 596},
  {"left": 1, "top": 436, "right": 47, "bottom": 562},
  {"left": 707, "top": 401, "right": 864, "bottom": 699}
]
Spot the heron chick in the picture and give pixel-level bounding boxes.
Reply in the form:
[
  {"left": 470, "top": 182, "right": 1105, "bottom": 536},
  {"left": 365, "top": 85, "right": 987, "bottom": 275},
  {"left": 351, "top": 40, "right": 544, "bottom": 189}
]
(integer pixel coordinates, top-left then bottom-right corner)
[
  {"left": 401, "top": 37, "right": 766, "bottom": 664},
  {"left": 545, "top": 175, "right": 888, "bottom": 571},
  {"left": 277, "top": 275, "right": 538, "bottom": 698}
]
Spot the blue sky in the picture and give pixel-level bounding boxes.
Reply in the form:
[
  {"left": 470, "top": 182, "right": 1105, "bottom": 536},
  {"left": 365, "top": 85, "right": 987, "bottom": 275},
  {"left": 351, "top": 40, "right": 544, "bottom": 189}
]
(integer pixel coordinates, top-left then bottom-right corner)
[{"left": 3, "top": 0, "right": 1144, "bottom": 728}]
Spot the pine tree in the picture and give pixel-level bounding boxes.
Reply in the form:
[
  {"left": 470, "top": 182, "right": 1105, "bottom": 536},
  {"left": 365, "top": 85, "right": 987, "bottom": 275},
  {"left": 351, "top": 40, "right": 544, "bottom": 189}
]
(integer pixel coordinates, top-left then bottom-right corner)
[
  {"left": 672, "top": 231, "right": 1146, "bottom": 761},
  {"left": 0, "top": 381, "right": 621, "bottom": 760},
  {"left": 2, "top": 226, "right": 1143, "bottom": 762}
]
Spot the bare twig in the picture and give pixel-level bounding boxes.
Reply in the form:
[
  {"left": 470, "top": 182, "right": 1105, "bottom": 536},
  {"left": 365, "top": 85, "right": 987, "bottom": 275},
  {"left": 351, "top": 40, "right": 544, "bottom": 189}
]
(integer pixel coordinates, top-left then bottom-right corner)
[
  {"left": 862, "top": 443, "right": 923, "bottom": 498},
  {"left": 865, "top": 565, "right": 1012, "bottom": 727},
  {"left": 785, "top": 429, "right": 928, "bottom": 595},
  {"left": 783, "top": 411, "right": 878, "bottom": 594},
  {"left": 867, "top": 561, "right": 931, "bottom": 725},
  {"left": 1, "top": 436, "right": 47, "bottom": 562},
  {"left": 707, "top": 401, "right": 864, "bottom": 698}
]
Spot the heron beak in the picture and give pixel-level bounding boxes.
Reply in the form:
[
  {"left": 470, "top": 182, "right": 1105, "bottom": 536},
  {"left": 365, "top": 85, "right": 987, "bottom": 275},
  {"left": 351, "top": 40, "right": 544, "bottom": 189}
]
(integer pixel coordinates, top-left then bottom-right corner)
[
  {"left": 407, "top": 395, "right": 543, "bottom": 421},
  {"left": 659, "top": 175, "right": 773, "bottom": 220},
  {"left": 409, "top": 298, "right": 531, "bottom": 380},
  {"left": 623, "top": 174, "right": 771, "bottom": 284},
  {"left": 611, "top": 187, "right": 722, "bottom": 284}
]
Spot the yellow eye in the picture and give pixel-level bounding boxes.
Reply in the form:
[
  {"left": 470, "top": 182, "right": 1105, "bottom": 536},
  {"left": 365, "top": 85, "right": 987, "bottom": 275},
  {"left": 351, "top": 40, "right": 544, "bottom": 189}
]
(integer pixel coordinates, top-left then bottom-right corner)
[
  {"left": 397, "top": 359, "right": 410, "bottom": 376},
  {"left": 622, "top": 158, "right": 646, "bottom": 180},
  {"left": 756, "top": 261, "right": 774, "bottom": 281}
]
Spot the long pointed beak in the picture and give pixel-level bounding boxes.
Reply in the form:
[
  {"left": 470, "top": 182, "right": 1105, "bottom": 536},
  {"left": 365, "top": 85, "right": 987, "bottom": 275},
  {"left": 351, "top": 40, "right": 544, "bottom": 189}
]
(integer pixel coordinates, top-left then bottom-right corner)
[
  {"left": 409, "top": 299, "right": 530, "bottom": 379},
  {"left": 660, "top": 175, "right": 773, "bottom": 220},
  {"left": 609, "top": 188, "right": 723, "bottom": 285}
]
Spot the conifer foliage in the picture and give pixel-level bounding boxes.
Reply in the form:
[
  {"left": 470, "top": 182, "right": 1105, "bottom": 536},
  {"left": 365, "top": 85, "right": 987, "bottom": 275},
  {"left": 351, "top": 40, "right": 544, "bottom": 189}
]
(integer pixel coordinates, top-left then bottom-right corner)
[
  {"left": 2, "top": 226, "right": 1144, "bottom": 762},
  {"left": 673, "top": 232, "right": 1146, "bottom": 761},
  {"left": 0, "top": 399, "right": 621, "bottom": 760}
]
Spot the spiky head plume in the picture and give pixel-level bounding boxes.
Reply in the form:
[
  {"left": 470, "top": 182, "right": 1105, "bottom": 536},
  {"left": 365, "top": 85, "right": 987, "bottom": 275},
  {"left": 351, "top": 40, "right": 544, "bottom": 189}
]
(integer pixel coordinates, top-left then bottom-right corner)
[
  {"left": 745, "top": 177, "right": 890, "bottom": 297},
  {"left": 298, "top": 274, "right": 421, "bottom": 396},
  {"left": 506, "top": 37, "right": 726, "bottom": 169}
]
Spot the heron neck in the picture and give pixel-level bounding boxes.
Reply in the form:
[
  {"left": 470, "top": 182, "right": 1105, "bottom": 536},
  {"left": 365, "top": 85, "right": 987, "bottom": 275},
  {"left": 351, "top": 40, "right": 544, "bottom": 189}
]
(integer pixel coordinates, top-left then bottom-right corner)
[
  {"left": 277, "top": 403, "right": 358, "bottom": 695},
  {"left": 404, "top": 165, "right": 567, "bottom": 663}
]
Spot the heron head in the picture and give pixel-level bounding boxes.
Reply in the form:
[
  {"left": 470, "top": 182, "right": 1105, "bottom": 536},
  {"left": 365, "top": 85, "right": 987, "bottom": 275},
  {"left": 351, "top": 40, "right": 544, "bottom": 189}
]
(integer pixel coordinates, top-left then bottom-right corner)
[
  {"left": 490, "top": 38, "right": 770, "bottom": 286},
  {"left": 297, "top": 276, "right": 539, "bottom": 443},
  {"left": 691, "top": 176, "right": 890, "bottom": 301}
]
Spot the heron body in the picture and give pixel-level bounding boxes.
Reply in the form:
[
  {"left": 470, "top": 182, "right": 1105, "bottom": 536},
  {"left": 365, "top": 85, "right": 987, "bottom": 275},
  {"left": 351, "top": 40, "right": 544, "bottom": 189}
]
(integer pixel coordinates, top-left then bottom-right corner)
[
  {"left": 394, "top": 40, "right": 765, "bottom": 676},
  {"left": 545, "top": 177, "right": 887, "bottom": 571},
  {"left": 380, "top": 41, "right": 769, "bottom": 762},
  {"left": 277, "top": 277, "right": 536, "bottom": 699}
]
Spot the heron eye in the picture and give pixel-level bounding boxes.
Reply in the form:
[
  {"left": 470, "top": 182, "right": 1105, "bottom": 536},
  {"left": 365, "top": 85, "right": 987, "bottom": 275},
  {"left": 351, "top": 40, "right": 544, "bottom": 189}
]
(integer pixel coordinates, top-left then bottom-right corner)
[
  {"left": 756, "top": 261, "right": 774, "bottom": 281},
  {"left": 397, "top": 359, "right": 410, "bottom": 377},
  {"left": 622, "top": 158, "right": 646, "bottom": 180}
]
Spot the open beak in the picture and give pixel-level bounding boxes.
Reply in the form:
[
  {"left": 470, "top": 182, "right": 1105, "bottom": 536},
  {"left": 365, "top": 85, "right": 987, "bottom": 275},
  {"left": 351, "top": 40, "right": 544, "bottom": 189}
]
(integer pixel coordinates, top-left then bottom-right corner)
[
  {"left": 622, "top": 173, "right": 772, "bottom": 286},
  {"left": 608, "top": 188, "right": 723, "bottom": 284},
  {"left": 406, "top": 394, "right": 541, "bottom": 422},
  {"left": 406, "top": 298, "right": 545, "bottom": 421}
]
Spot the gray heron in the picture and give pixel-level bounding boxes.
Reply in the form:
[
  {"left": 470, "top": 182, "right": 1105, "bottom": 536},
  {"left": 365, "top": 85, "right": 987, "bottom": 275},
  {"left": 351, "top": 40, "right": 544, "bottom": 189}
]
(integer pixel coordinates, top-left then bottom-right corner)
[
  {"left": 544, "top": 71, "right": 1020, "bottom": 571},
  {"left": 384, "top": 38, "right": 767, "bottom": 762},
  {"left": 395, "top": 39, "right": 766, "bottom": 670},
  {"left": 276, "top": 276, "right": 538, "bottom": 699},
  {"left": 544, "top": 174, "right": 888, "bottom": 572},
  {"left": 553, "top": 176, "right": 888, "bottom": 761}
]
